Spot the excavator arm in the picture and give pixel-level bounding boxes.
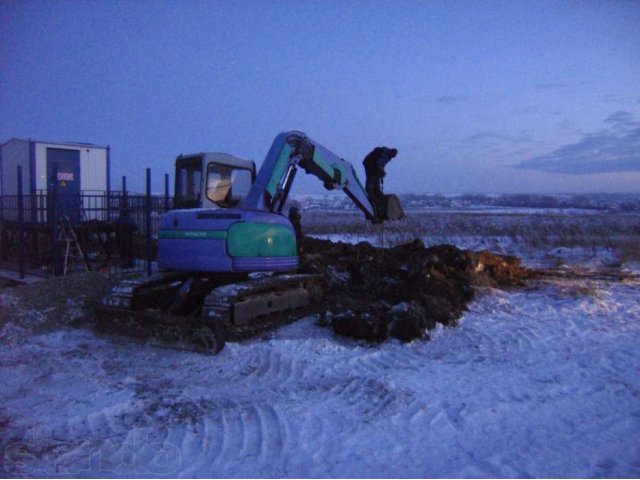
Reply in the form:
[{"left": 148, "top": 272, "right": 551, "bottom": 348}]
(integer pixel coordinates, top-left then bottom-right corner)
[{"left": 242, "top": 131, "right": 404, "bottom": 223}]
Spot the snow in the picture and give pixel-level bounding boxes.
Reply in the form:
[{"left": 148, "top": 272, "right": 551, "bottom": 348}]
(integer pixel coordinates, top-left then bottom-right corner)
[
  {"left": 407, "top": 206, "right": 604, "bottom": 215},
  {"left": 1, "top": 269, "right": 639, "bottom": 477}
]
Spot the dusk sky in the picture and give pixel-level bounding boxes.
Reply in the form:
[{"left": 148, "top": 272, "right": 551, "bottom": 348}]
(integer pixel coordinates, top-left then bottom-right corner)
[{"left": 1, "top": 0, "right": 639, "bottom": 194}]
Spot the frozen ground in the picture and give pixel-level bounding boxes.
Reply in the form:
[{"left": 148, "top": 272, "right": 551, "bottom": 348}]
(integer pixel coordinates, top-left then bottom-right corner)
[{"left": 1, "top": 264, "right": 639, "bottom": 477}]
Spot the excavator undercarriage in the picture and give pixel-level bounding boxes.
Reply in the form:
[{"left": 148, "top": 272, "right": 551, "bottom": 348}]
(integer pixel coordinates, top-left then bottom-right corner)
[{"left": 97, "top": 272, "right": 325, "bottom": 354}]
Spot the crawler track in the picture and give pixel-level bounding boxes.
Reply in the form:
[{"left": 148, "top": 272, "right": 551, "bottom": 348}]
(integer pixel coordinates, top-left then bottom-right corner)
[{"left": 96, "top": 273, "right": 325, "bottom": 354}]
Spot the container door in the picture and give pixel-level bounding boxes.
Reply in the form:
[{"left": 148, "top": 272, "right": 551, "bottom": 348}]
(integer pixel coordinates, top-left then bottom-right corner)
[{"left": 47, "top": 148, "right": 81, "bottom": 225}]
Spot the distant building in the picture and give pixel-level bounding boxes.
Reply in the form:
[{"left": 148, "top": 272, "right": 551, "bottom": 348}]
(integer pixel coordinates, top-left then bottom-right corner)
[{"left": 0, "top": 138, "right": 110, "bottom": 224}]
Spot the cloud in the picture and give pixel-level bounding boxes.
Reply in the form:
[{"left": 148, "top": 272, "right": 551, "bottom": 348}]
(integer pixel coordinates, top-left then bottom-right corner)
[
  {"left": 513, "top": 111, "right": 640, "bottom": 174},
  {"left": 465, "top": 131, "right": 534, "bottom": 144},
  {"left": 512, "top": 105, "right": 540, "bottom": 116},
  {"left": 533, "top": 82, "right": 567, "bottom": 91},
  {"left": 393, "top": 94, "right": 470, "bottom": 105},
  {"left": 603, "top": 110, "right": 640, "bottom": 131},
  {"left": 434, "top": 95, "right": 469, "bottom": 105},
  {"left": 496, "top": 148, "right": 534, "bottom": 159}
]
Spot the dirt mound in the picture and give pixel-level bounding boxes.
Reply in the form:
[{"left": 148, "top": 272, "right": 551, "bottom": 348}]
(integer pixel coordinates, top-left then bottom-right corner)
[
  {"left": 0, "top": 272, "right": 114, "bottom": 346},
  {"left": 300, "top": 237, "right": 529, "bottom": 343}
]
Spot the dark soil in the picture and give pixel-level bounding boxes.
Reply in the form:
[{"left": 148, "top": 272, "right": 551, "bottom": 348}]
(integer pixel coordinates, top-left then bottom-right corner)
[
  {"left": 9, "top": 272, "right": 114, "bottom": 313},
  {"left": 0, "top": 272, "right": 115, "bottom": 345},
  {"left": 300, "top": 236, "right": 530, "bottom": 343},
  {"left": 1, "top": 238, "right": 530, "bottom": 347}
]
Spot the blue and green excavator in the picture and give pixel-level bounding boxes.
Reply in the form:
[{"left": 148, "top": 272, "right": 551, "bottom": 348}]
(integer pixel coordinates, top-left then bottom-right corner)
[{"left": 99, "top": 131, "right": 404, "bottom": 353}]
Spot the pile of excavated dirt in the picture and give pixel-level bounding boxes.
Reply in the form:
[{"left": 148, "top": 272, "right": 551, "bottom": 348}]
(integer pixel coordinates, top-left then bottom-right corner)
[
  {"left": 300, "top": 237, "right": 530, "bottom": 343},
  {"left": 0, "top": 272, "right": 114, "bottom": 346}
]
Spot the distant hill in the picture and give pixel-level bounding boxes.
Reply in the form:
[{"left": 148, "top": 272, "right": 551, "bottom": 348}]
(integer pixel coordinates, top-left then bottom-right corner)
[{"left": 290, "top": 193, "right": 640, "bottom": 212}]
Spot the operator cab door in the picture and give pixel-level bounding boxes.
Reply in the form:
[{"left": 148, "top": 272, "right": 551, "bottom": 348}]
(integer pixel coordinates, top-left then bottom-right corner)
[
  {"left": 47, "top": 147, "right": 81, "bottom": 225},
  {"left": 174, "top": 156, "right": 203, "bottom": 209}
]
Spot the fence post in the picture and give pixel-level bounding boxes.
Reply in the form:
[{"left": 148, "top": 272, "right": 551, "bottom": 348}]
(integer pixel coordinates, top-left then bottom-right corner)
[
  {"left": 50, "top": 162, "right": 62, "bottom": 276},
  {"left": 121, "top": 175, "right": 127, "bottom": 218},
  {"left": 0, "top": 189, "right": 6, "bottom": 259},
  {"left": 17, "top": 166, "right": 25, "bottom": 279},
  {"left": 146, "top": 168, "right": 152, "bottom": 276},
  {"left": 164, "top": 173, "right": 170, "bottom": 212},
  {"left": 106, "top": 145, "right": 111, "bottom": 222},
  {"left": 0, "top": 230, "right": 7, "bottom": 261}
]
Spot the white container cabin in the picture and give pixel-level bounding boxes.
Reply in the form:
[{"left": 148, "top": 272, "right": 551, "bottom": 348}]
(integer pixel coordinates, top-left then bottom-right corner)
[{"left": 0, "top": 138, "right": 110, "bottom": 224}]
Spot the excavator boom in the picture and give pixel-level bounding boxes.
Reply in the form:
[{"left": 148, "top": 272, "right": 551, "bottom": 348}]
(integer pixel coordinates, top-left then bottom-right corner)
[{"left": 243, "top": 131, "right": 404, "bottom": 223}]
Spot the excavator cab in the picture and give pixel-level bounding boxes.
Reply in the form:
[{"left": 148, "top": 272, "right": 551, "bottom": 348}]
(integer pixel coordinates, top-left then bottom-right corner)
[
  {"left": 174, "top": 153, "right": 256, "bottom": 210},
  {"left": 161, "top": 151, "right": 297, "bottom": 274},
  {"left": 161, "top": 132, "right": 404, "bottom": 274}
]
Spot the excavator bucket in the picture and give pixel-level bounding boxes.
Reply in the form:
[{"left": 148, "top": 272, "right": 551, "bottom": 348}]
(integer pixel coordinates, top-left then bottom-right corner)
[{"left": 381, "top": 193, "right": 405, "bottom": 221}]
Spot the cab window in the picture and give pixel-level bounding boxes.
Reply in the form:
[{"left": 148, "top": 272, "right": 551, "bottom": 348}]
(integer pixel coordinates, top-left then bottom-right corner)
[
  {"left": 206, "top": 163, "right": 253, "bottom": 207},
  {"left": 175, "top": 157, "right": 202, "bottom": 208}
]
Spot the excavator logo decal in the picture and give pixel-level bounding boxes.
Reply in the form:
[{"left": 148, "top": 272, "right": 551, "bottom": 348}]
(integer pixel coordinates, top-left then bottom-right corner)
[{"left": 159, "top": 230, "right": 227, "bottom": 239}]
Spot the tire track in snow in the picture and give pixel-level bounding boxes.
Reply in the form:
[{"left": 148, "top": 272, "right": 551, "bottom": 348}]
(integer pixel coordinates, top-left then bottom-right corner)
[
  {"left": 38, "top": 400, "right": 149, "bottom": 477},
  {"left": 157, "top": 400, "right": 293, "bottom": 477},
  {"left": 224, "top": 403, "right": 286, "bottom": 474},
  {"left": 217, "top": 347, "right": 310, "bottom": 395},
  {"left": 312, "top": 374, "right": 415, "bottom": 423},
  {"left": 335, "top": 344, "right": 433, "bottom": 378},
  {"left": 48, "top": 395, "right": 295, "bottom": 477}
]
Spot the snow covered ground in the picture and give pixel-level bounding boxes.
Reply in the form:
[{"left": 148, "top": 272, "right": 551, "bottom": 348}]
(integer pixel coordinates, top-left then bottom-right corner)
[{"left": 1, "top": 266, "right": 639, "bottom": 477}]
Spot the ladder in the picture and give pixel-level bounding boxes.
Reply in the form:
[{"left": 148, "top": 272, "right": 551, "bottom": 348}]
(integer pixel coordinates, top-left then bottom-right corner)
[{"left": 58, "top": 216, "right": 90, "bottom": 275}]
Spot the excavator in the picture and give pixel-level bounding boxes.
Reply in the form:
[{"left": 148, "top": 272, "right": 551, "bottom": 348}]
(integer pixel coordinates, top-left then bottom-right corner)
[{"left": 98, "top": 131, "right": 404, "bottom": 354}]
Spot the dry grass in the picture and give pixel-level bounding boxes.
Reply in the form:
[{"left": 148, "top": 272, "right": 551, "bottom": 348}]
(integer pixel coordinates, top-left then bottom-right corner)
[{"left": 301, "top": 209, "right": 640, "bottom": 258}]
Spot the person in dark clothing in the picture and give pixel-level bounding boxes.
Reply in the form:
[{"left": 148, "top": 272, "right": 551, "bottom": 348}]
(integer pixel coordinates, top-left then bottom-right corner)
[{"left": 362, "top": 146, "right": 398, "bottom": 207}]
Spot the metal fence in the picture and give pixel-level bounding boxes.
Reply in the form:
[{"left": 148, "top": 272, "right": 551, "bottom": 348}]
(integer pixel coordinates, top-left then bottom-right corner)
[{"left": 0, "top": 167, "right": 173, "bottom": 279}]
